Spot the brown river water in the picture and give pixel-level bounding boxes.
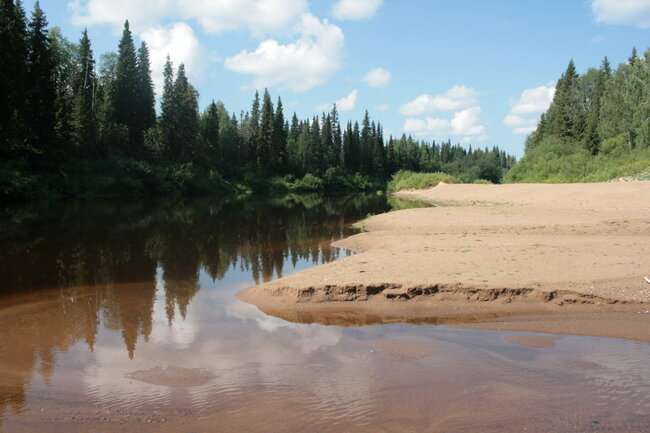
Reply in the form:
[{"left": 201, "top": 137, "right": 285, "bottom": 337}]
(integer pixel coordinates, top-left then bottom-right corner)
[{"left": 0, "top": 196, "right": 649, "bottom": 433}]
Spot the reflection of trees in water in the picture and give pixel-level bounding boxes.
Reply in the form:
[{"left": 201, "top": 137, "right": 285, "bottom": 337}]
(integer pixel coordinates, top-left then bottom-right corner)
[{"left": 0, "top": 194, "right": 389, "bottom": 417}]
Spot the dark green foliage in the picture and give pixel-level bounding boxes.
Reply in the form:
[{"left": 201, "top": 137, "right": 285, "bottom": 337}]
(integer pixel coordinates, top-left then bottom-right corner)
[
  {"left": 0, "top": 0, "right": 28, "bottom": 157},
  {"left": 201, "top": 101, "right": 221, "bottom": 166},
  {"left": 73, "top": 29, "right": 98, "bottom": 156},
  {"left": 509, "top": 46, "right": 650, "bottom": 183},
  {"left": 111, "top": 21, "right": 140, "bottom": 154},
  {"left": 1, "top": 5, "right": 516, "bottom": 202},
  {"left": 25, "top": 1, "right": 57, "bottom": 165}
]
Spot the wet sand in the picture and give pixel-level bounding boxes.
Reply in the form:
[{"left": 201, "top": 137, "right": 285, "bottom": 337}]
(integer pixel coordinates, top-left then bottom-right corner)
[{"left": 240, "top": 182, "right": 650, "bottom": 341}]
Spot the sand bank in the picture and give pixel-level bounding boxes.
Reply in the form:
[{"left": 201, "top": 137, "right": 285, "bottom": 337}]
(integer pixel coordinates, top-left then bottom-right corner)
[{"left": 239, "top": 182, "right": 650, "bottom": 341}]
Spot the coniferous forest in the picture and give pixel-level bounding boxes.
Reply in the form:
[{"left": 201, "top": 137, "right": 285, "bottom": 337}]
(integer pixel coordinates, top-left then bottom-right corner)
[
  {"left": 508, "top": 49, "right": 650, "bottom": 182},
  {"left": 1, "top": 2, "right": 515, "bottom": 201}
]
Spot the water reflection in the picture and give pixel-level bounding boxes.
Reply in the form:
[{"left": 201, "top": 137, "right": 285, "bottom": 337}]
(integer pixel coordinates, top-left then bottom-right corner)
[
  {"left": 0, "top": 194, "right": 389, "bottom": 422},
  {"left": 1, "top": 195, "right": 649, "bottom": 433}
]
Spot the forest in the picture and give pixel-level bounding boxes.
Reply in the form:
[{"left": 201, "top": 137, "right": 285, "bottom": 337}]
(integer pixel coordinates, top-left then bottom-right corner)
[
  {"left": 1, "top": 1, "right": 515, "bottom": 201},
  {"left": 507, "top": 48, "right": 650, "bottom": 182}
]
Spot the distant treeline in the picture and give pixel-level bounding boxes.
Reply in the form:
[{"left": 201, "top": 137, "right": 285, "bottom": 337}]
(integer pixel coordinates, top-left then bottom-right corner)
[
  {"left": 508, "top": 48, "right": 650, "bottom": 182},
  {"left": 1, "top": 2, "right": 515, "bottom": 201}
]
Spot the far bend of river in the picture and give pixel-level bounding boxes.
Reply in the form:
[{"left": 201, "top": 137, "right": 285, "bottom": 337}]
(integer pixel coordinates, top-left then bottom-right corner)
[{"left": 0, "top": 195, "right": 649, "bottom": 433}]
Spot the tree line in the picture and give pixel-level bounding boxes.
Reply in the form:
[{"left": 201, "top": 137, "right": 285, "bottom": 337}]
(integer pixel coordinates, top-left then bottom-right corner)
[
  {"left": 1, "top": 2, "right": 515, "bottom": 200},
  {"left": 509, "top": 47, "right": 650, "bottom": 182}
]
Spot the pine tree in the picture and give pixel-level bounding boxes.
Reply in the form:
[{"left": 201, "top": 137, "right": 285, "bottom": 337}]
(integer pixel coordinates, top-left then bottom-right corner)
[
  {"left": 360, "top": 111, "right": 372, "bottom": 174},
  {"left": 25, "top": 1, "right": 56, "bottom": 165},
  {"left": 330, "top": 104, "right": 342, "bottom": 168},
  {"left": 629, "top": 47, "right": 639, "bottom": 65},
  {"left": 259, "top": 89, "right": 274, "bottom": 170},
  {"left": 271, "top": 97, "right": 287, "bottom": 171},
  {"left": 73, "top": 29, "right": 97, "bottom": 156},
  {"left": 135, "top": 42, "right": 156, "bottom": 142},
  {"left": 160, "top": 56, "right": 175, "bottom": 159},
  {"left": 1, "top": 0, "right": 28, "bottom": 156},
  {"left": 201, "top": 101, "right": 220, "bottom": 165},
  {"left": 249, "top": 91, "right": 260, "bottom": 167},
  {"left": 111, "top": 20, "right": 139, "bottom": 154},
  {"left": 173, "top": 64, "right": 199, "bottom": 162},
  {"left": 583, "top": 59, "right": 608, "bottom": 155}
]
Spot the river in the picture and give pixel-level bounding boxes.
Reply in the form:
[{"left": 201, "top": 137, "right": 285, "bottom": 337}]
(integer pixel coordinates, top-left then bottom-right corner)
[{"left": 0, "top": 195, "right": 648, "bottom": 432}]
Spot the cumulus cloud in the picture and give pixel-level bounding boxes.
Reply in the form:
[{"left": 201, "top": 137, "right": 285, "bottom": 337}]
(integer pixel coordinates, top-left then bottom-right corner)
[
  {"left": 317, "top": 90, "right": 358, "bottom": 112},
  {"left": 400, "top": 85, "right": 478, "bottom": 116},
  {"left": 225, "top": 13, "right": 344, "bottom": 92},
  {"left": 70, "top": 0, "right": 308, "bottom": 34},
  {"left": 404, "top": 107, "right": 487, "bottom": 142},
  {"left": 503, "top": 84, "right": 555, "bottom": 134},
  {"left": 332, "top": 0, "right": 383, "bottom": 20},
  {"left": 592, "top": 0, "right": 650, "bottom": 28},
  {"left": 141, "top": 22, "right": 200, "bottom": 95},
  {"left": 363, "top": 67, "right": 391, "bottom": 87}
]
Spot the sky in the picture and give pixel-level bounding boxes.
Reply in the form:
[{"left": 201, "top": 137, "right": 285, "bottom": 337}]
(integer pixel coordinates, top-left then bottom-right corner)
[{"left": 26, "top": 0, "right": 650, "bottom": 156}]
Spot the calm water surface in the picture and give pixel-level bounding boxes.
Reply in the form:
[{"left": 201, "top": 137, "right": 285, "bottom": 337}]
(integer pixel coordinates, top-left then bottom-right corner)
[{"left": 0, "top": 195, "right": 649, "bottom": 433}]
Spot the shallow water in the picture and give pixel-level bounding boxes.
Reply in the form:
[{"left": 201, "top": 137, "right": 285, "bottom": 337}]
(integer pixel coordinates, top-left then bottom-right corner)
[{"left": 0, "top": 196, "right": 649, "bottom": 433}]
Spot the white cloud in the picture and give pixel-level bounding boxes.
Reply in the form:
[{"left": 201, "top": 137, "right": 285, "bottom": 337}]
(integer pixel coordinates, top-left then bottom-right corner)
[
  {"left": 503, "top": 84, "right": 555, "bottom": 135},
  {"left": 592, "top": 0, "right": 650, "bottom": 28},
  {"left": 336, "top": 89, "right": 359, "bottom": 111},
  {"left": 404, "top": 117, "right": 450, "bottom": 135},
  {"left": 141, "top": 22, "right": 200, "bottom": 95},
  {"left": 400, "top": 85, "right": 478, "bottom": 116},
  {"left": 404, "top": 106, "right": 487, "bottom": 142},
  {"left": 363, "top": 67, "right": 391, "bottom": 87},
  {"left": 180, "top": 0, "right": 308, "bottom": 35},
  {"left": 332, "top": 0, "right": 383, "bottom": 20},
  {"left": 375, "top": 103, "right": 389, "bottom": 112},
  {"left": 225, "top": 13, "right": 344, "bottom": 92},
  {"left": 451, "top": 107, "right": 486, "bottom": 138},
  {"left": 69, "top": 0, "right": 308, "bottom": 34},
  {"left": 317, "top": 89, "right": 358, "bottom": 112}
]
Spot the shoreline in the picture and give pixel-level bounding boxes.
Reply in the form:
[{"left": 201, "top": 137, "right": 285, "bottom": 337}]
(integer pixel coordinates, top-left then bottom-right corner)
[{"left": 238, "top": 181, "right": 650, "bottom": 342}]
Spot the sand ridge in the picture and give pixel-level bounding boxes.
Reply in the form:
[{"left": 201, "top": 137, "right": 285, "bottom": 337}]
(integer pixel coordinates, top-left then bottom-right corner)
[{"left": 239, "top": 182, "right": 650, "bottom": 340}]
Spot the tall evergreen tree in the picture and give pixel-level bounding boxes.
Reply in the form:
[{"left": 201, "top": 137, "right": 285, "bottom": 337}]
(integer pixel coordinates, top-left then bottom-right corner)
[
  {"left": 111, "top": 20, "right": 139, "bottom": 154},
  {"left": 1, "top": 0, "right": 28, "bottom": 156},
  {"left": 73, "top": 29, "right": 97, "bottom": 156},
  {"left": 173, "top": 64, "right": 199, "bottom": 162},
  {"left": 25, "top": 1, "right": 56, "bottom": 164},
  {"left": 271, "top": 97, "right": 287, "bottom": 171},
  {"left": 259, "top": 89, "right": 274, "bottom": 170},
  {"left": 135, "top": 42, "right": 156, "bottom": 141},
  {"left": 249, "top": 91, "right": 261, "bottom": 167},
  {"left": 201, "top": 100, "right": 220, "bottom": 165},
  {"left": 160, "top": 56, "right": 175, "bottom": 159}
]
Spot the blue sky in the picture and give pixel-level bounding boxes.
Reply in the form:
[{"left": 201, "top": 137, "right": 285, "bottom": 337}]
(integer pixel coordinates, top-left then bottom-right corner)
[{"left": 28, "top": 0, "right": 650, "bottom": 156}]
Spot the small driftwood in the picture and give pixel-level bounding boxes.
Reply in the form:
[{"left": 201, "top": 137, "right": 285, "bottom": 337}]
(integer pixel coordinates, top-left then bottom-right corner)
[{"left": 645, "top": 276, "right": 650, "bottom": 284}]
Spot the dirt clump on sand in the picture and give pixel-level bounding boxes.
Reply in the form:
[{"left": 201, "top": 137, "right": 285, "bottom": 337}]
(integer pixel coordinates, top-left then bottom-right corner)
[{"left": 239, "top": 182, "right": 650, "bottom": 341}]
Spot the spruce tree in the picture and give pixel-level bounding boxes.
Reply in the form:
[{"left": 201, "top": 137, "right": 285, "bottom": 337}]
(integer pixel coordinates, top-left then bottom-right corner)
[
  {"left": 136, "top": 42, "right": 156, "bottom": 141},
  {"left": 25, "top": 1, "right": 56, "bottom": 164},
  {"left": 271, "top": 97, "right": 287, "bottom": 171},
  {"left": 259, "top": 89, "right": 274, "bottom": 170},
  {"left": 201, "top": 101, "right": 220, "bottom": 165},
  {"left": 111, "top": 20, "right": 139, "bottom": 154},
  {"left": 73, "top": 29, "right": 97, "bottom": 156},
  {"left": 1, "top": 0, "right": 28, "bottom": 156},
  {"left": 160, "top": 56, "right": 175, "bottom": 159},
  {"left": 173, "top": 64, "right": 199, "bottom": 162},
  {"left": 249, "top": 91, "right": 260, "bottom": 167}
]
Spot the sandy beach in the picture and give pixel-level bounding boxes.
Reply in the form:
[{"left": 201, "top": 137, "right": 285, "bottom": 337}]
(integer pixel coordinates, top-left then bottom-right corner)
[{"left": 239, "top": 182, "right": 650, "bottom": 341}]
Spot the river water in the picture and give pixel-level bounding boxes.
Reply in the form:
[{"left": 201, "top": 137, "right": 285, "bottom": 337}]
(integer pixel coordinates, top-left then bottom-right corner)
[{"left": 0, "top": 195, "right": 649, "bottom": 433}]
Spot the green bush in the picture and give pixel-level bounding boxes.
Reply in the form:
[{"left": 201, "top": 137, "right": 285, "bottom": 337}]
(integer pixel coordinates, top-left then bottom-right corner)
[{"left": 388, "top": 170, "right": 458, "bottom": 192}]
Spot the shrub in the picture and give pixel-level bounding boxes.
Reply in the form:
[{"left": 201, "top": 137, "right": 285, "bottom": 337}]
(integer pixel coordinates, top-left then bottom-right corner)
[{"left": 388, "top": 170, "right": 458, "bottom": 192}]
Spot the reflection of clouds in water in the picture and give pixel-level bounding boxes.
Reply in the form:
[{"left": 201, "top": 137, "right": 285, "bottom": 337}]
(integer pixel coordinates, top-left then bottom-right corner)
[{"left": 225, "top": 300, "right": 342, "bottom": 354}]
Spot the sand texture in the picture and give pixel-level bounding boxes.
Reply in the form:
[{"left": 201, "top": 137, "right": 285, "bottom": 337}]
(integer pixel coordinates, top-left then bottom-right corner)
[{"left": 239, "top": 182, "right": 650, "bottom": 340}]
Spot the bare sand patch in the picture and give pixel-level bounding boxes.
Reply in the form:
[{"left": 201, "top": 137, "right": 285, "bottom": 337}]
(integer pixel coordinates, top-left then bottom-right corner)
[{"left": 239, "top": 182, "right": 650, "bottom": 341}]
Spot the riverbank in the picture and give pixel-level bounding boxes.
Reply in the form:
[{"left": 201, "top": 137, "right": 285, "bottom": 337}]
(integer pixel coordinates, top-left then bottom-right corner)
[{"left": 239, "top": 182, "right": 650, "bottom": 341}]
